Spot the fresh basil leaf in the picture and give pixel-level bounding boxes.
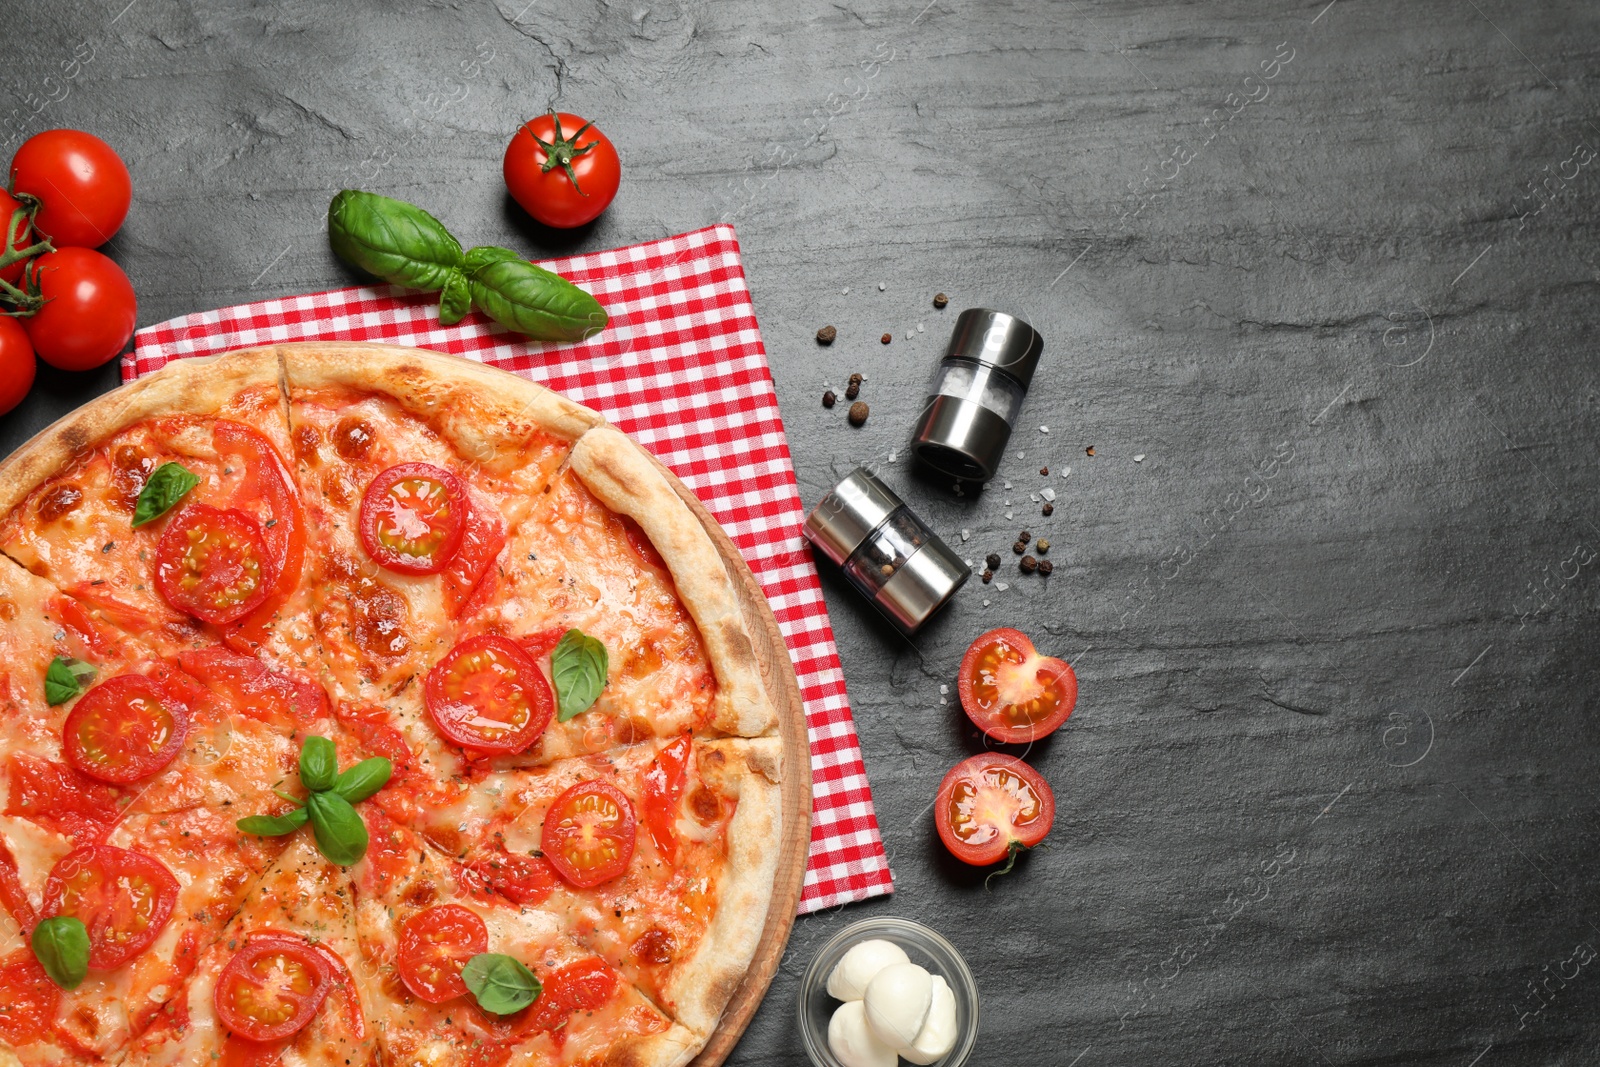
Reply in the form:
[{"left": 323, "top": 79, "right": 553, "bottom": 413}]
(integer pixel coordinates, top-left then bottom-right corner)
[
  {"left": 327, "top": 190, "right": 465, "bottom": 294},
  {"left": 461, "top": 953, "right": 542, "bottom": 1015},
  {"left": 439, "top": 270, "right": 471, "bottom": 326},
  {"left": 551, "top": 629, "right": 608, "bottom": 723},
  {"left": 298, "top": 735, "right": 339, "bottom": 793},
  {"left": 44, "top": 656, "right": 96, "bottom": 706},
  {"left": 307, "top": 790, "right": 369, "bottom": 866},
  {"left": 466, "top": 258, "right": 608, "bottom": 342},
  {"left": 131, "top": 462, "right": 201, "bottom": 527},
  {"left": 332, "top": 757, "right": 392, "bottom": 804},
  {"left": 31, "top": 916, "right": 89, "bottom": 990},
  {"left": 462, "top": 245, "right": 523, "bottom": 274},
  {"left": 236, "top": 807, "right": 310, "bottom": 837}
]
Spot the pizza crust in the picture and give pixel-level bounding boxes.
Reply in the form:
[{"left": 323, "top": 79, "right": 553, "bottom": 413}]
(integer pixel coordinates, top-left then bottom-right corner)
[
  {"left": 276, "top": 341, "right": 601, "bottom": 471},
  {"left": 567, "top": 427, "right": 777, "bottom": 740},
  {"left": 0, "top": 347, "right": 285, "bottom": 523},
  {"left": 663, "top": 738, "right": 784, "bottom": 1038}
]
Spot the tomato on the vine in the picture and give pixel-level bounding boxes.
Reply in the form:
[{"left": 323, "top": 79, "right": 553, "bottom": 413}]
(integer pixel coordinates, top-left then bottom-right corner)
[
  {"left": 957, "top": 628, "right": 1077, "bottom": 744},
  {"left": 21, "top": 247, "right": 136, "bottom": 371},
  {"left": 503, "top": 112, "right": 620, "bottom": 229},
  {"left": 9, "top": 129, "right": 131, "bottom": 249},
  {"left": 0, "top": 318, "right": 34, "bottom": 417},
  {"left": 0, "top": 189, "right": 33, "bottom": 286},
  {"left": 934, "top": 753, "right": 1055, "bottom": 871}
]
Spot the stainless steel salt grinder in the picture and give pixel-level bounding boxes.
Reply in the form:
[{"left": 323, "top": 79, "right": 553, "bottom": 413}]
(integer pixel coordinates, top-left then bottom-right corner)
[
  {"left": 909, "top": 308, "right": 1044, "bottom": 482},
  {"left": 803, "top": 468, "right": 969, "bottom": 634}
]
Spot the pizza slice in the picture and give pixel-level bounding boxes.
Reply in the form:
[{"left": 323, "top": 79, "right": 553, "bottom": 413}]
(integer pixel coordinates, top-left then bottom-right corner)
[
  {"left": 345, "top": 803, "right": 700, "bottom": 1067},
  {"left": 412, "top": 735, "right": 783, "bottom": 1040},
  {"left": 0, "top": 553, "right": 341, "bottom": 1058},
  {"left": 280, "top": 343, "right": 598, "bottom": 710},
  {"left": 120, "top": 834, "right": 379, "bottom": 1066},
  {"left": 0, "top": 349, "right": 320, "bottom": 678}
]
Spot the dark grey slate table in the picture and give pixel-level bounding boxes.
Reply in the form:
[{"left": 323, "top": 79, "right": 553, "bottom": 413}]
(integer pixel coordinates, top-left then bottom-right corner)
[{"left": 5, "top": 2, "right": 1600, "bottom": 1064}]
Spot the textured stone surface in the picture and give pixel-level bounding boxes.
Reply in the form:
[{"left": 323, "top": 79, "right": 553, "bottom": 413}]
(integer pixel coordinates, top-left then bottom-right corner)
[{"left": 5, "top": 2, "right": 1600, "bottom": 1064}]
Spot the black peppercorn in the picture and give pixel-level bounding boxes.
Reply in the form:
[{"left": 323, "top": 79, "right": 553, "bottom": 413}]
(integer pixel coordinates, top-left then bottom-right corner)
[
  {"left": 981, "top": 570, "right": 993, "bottom": 583},
  {"left": 1038, "top": 559, "right": 1053, "bottom": 576},
  {"left": 822, "top": 390, "right": 836, "bottom": 408},
  {"left": 845, "top": 373, "right": 862, "bottom": 400},
  {"left": 933, "top": 292, "right": 949, "bottom": 308},
  {"left": 1012, "top": 540, "right": 1027, "bottom": 555},
  {"left": 1019, "top": 531, "right": 1031, "bottom": 544},
  {"left": 1042, "top": 502, "right": 1054, "bottom": 516},
  {"left": 1019, "top": 555, "right": 1038, "bottom": 573},
  {"left": 848, "top": 401, "right": 869, "bottom": 426},
  {"left": 985, "top": 552, "right": 1001, "bottom": 570},
  {"left": 1039, "top": 467, "right": 1049, "bottom": 476}
]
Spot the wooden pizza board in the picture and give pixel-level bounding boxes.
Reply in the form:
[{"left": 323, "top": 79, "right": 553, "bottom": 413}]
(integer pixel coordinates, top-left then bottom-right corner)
[{"left": 642, "top": 452, "right": 813, "bottom": 1066}]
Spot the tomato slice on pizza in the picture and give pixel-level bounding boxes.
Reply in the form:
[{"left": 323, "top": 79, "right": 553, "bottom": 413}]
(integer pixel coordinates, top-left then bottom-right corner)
[
  {"left": 397, "top": 904, "right": 487, "bottom": 1004},
  {"left": 62, "top": 673, "right": 190, "bottom": 784},
  {"left": 541, "top": 781, "right": 638, "bottom": 889},
  {"left": 423, "top": 635, "right": 553, "bottom": 755},
  {"left": 44, "top": 845, "right": 180, "bottom": 969}
]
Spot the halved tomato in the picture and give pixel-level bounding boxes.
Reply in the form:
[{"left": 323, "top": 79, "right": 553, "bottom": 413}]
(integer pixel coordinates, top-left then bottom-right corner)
[
  {"left": 358, "top": 463, "right": 467, "bottom": 576},
  {"left": 62, "top": 674, "right": 189, "bottom": 784},
  {"left": 397, "top": 904, "right": 488, "bottom": 1004},
  {"left": 214, "top": 934, "right": 330, "bottom": 1043},
  {"left": 155, "top": 504, "right": 274, "bottom": 625},
  {"left": 42, "top": 845, "right": 180, "bottom": 969},
  {"left": 424, "top": 636, "right": 553, "bottom": 755},
  {"left": 642, "top": 735, "right": 691, "bottom": 864},
  {"left": 541, "top": 781, "right": 637, "bottom": 889},
  {"left": 957, "top": 628, "right": 1078, "bottom": 744},
  {"left": 934, "top": 753, "right": 1055, "bottom": 868}
]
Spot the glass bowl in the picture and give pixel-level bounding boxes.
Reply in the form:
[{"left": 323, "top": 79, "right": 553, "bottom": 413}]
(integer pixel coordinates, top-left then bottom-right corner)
[{"left": 797, "top": 917, "right": 980, "bottom": 1067}]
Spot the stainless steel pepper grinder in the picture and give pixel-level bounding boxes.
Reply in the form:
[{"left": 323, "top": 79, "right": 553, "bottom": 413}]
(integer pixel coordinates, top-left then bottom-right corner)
[{"left": 909, "top": 308, "right": 1043, "bottom": 482}]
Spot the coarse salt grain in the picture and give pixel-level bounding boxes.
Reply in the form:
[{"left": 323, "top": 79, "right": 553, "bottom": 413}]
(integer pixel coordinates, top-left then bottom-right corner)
[
  {"left": 888, "top": 449, "right": 899, "bottom": 463},
  {"left": 917, "top": 323, "right": 925, "bottom": 333},
  {"left": 1017, "top": 451, "right": 1025, "bottom": 459},
  {"left": 1003, "top": 481, "right": 1012, "bottom": 490},
  {"left": 1004, "top": 509, "right": 1013, "bottom": 520},
  {"left": 842, "top": 287, "right": 850, "bottom": 294},
  {"left": 960, "top": 528, "right": 971, "bottom": 541},
  {"left": 1029, "top": 493, "right": 1039, "bottom": 503},
  {"left": 939, "top": 684, "right": 948, "bottom": 695},
  {"left": 1060, "top": 467, "right": 1070, "bottom": 478},
  {"left": 1041, "top": 488, "right": 1056, "bottom": 501},
  {"left": 1040, "top": 426, "right": 1050, "bottom": 434},
  {"left": 982, "top": 599, "right": 991, "bottom": 607},
  {"left": 878, "top": 282, "right": 887, "bottom": 291},
  {"left": 1134, "top": 454, "right": 1146, "bottom": 462},
  {"left": 995, "top": 582, "right": 1010, "bottom": 591}
]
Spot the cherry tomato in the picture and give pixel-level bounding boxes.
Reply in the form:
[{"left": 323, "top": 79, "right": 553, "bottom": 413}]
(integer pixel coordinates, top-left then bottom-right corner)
[
  {"left": 957, "top": 628, "right": 1078, "bottom": 744},
  {"left": 525, "top": 958, "right": 617, "bottom": 1034},
  {"left": 441, "top": 501, "right": 505, "bottom": 618},
  {"left": 3, "top": 753, "right": 122, "bottom": 847},
  {"left": 642, "top": 734, "right": 691, "bottom": 864},
  {"left": 424, "top": 635, "right": 553, "bottom": 754},
  {"left": 541, "top": 780, "right": 637, "bottom": 889},
  {"left": 397, "top": 904, "right": 488, "bottom": 1004},
  {"left": 176, "top": 646, "right": 328, "bottom": 727},
  {"left": 213, "top": 420, "right": 306, "bottom": 645},
  {"left": 62, "top": 673, "right": 189, "bottom": 784},
  {"left": 21, "top": 247, "right": 136, "bottom": 371},
  {"left": 0, "top": 317, "right": 35, "bottom": 417},
  {"left": 464, "top": 846, "right": 556, "bottom": 907},
  {"left": 0, "top": 189, "right": 33, "bottom": 286},
  {"left": 358, "top": 462, "right": 468, "bottom": 576},
  {"left": 155, "top": 504, "right": 274, "bottom": 625},
  {"left": 934, "top": 753, "right": 1055, "bottom": 868},
  {"left": 0, "top": 949, "right": 59, "bottom": 1047},
  {"left": 503, "top": 112, "right": 621, "bottom": 229},
  {"left": 43, "top": 845, "right": 179, "bottom": 969},
  {"left": 9, "top": 129, "right": 132, "bottom": 248},
  {"left": 214, "top": 934, "right": 330, "bottom": 1043}
]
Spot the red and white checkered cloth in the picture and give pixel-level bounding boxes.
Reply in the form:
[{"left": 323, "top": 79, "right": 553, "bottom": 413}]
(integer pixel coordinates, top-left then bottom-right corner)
[{"left": 126, "top": 223, "right": 893, "bottom": 913}]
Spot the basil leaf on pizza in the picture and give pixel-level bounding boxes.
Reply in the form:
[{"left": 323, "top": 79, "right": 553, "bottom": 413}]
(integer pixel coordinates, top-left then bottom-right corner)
[
  {"left": 551, "top": 629, "right": 608, "bottom": 722},
  {"left": 332, "top": 756, "right": 393, "bottom": 803},
  {"left": 131, "top": 462, "right": 201, "bottom": 527},
  {"left": 44, "top": 656, "right": 97, "bottom": 705},
  {"left": 461, "top": 953, "right": 542, "bottom": 1015},
  {"left": 236, "top": 806, "right": 310, "bottom": 836},
  {"left": 32, "top": 916, "right": 90, "bottom": 990},
  {"left": 307, "top": 790, "right": 369, "bottom": 866},
  {"left": 298, "top": 735, "right": 339, "bottom": 792}
]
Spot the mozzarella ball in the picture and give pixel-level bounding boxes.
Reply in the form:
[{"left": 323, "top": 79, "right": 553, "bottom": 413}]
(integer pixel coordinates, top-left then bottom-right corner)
[
  {"left": 828, "top": 999, "right": 899, "bottom": 1067},
  {"left": 826, "top": 939, "right": 911, "bottom": 1002},
  {"left": 863, "top": 962, "right": 933, "bottom": 1050},
  {"left": 900, "top": 974, "right": 958, "bottom": 1064}
]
